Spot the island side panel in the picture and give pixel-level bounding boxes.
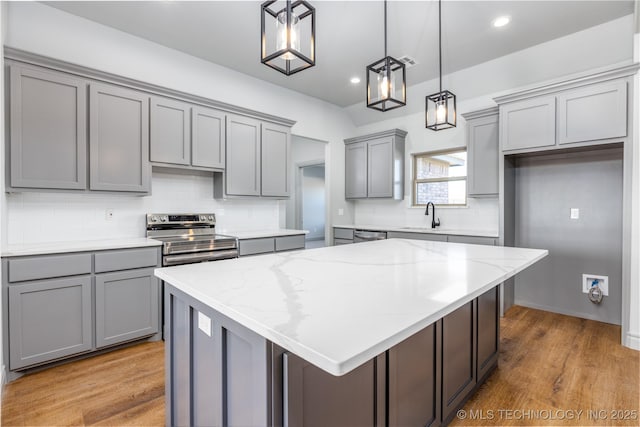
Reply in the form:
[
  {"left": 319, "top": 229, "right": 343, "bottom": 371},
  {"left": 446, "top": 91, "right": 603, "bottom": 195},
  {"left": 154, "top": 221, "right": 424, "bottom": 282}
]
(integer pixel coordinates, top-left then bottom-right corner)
[{"left": 164, "top": 284, "right": 270, "bottom": 427}]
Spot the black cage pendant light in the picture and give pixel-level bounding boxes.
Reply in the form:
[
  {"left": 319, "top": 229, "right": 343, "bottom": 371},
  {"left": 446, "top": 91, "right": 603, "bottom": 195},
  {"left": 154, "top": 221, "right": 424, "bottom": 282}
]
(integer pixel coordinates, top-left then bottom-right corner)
[
  {"left": 426, "top": 0, "right": 456, "bottom": 130},
  {"left": 366, "top": 0, "right": 406, "bottom": 111},
  {"left": 261, "top": 1, "right": 315, "bottom": 76}
]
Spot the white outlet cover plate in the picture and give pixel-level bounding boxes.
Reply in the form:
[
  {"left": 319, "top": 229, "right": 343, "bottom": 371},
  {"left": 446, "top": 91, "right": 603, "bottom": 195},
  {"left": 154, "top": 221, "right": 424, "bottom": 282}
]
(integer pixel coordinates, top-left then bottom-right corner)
[
  {"left": 570, "top": 208, "right": 580, "bottom": 219},
  {"left": 582, "top": 274, "right": 609, "bottom": 296}
]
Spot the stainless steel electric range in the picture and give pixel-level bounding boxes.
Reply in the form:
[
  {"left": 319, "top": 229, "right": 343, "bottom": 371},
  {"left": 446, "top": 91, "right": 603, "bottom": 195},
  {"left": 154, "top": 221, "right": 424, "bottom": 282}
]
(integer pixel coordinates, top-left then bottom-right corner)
[{"left": 146, "top": 213, "right": 238, "bottom": 266}]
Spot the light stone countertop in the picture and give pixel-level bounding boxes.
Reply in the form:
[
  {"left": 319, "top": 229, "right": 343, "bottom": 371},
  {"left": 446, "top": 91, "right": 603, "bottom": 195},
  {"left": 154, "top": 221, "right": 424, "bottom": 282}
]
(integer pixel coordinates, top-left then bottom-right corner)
[
  {"left": 333, "top": 224, "right": 499, "bottom": 238},
  {"left": 1, "top": 238, "right": 162, "bottom": 257},
  {"left": 155, "top": 239, "right": 547, "bottom": 376},
  {"left": 222, "top": 229, "right": 308, "bottom": 239}
]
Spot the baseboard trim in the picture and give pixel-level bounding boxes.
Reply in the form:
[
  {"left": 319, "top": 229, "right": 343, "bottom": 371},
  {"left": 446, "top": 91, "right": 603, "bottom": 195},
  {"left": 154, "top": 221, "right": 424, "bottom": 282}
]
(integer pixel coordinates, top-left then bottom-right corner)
[
  {"left": 513, "top": 300, "right": 620, "bottom": 326},
  {"left": 624, "top": 332, "right": 640, "bottom": 350}
]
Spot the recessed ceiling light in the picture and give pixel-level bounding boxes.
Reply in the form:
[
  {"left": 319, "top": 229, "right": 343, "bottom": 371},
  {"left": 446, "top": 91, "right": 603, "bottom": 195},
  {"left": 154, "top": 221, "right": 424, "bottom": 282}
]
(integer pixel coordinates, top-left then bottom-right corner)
[
  {"left": 350, "top": 77, "right": 361, "bottom": 84},
  {"left": 492, "top": 15, "right": 511, "bottom": 28}
]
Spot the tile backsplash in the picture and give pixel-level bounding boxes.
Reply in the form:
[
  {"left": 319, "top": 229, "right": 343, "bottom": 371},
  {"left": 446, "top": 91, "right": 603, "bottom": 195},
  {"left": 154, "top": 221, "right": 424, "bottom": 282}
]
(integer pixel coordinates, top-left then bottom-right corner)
[{"left": 5, "top": 171, "right": 282, "bottom": 245}]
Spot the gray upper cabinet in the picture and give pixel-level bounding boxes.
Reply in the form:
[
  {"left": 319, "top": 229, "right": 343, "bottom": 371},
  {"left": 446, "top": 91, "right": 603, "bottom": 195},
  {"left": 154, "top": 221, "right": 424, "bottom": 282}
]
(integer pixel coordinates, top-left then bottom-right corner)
[
  {"left": 89, "top": 83, "right": 150, "bottom": 193},
  {"left": 501, "top": 95, "right": 556, "bottom": 152},
  {"left": 344, "top": 129, "right": 406, "bottom": 200},
  {"left": 9, "top": 276, "right": 92, "bottom": 370},
  {"left": 221, "top": 114, "right": 291, "bottom": 198},
  {"left": 192, "top": 106, "right": 225, "bottom": 169},
  {"left": 150, "top": 96, "right": 191, "bottom": 166},
  {"left": 345, "top": 142, "right": 367, "bottom": 199},
  {"left": 557, "top": 80, "right": 627, "bottom": 145},
  {"left": 225, "top": 114, "right": 261, "bottom": 196},
  {"left": 463, "top": 108, "right": 499, "bottom": 197},
  {"left": 9, "top": 66, "right": 87, "bottom": 190},
  {"left": 261, "top": 123, "right": 290, "bottom": 197}
]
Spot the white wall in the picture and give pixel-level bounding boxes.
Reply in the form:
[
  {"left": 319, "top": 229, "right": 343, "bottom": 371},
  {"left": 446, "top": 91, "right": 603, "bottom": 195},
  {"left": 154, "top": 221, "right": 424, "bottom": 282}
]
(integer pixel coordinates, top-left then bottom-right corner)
[
  {"left": 627, "top": 2, "right": 640, "bottom": 349},
  {"left": 347, "top": 14, "right": 635, "bottom": 234},
  {"left": 0, "top": 0, "right": 7, "bottom": 388},
  {"left": 3, "top": 2, "right": 357, "bottom": 245}
]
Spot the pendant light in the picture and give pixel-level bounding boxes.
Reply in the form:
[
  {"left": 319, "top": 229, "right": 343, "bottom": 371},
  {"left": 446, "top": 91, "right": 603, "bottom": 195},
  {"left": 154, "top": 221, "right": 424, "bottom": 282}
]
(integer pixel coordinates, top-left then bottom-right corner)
[
  {"left": 366, "top": 0, "right": 406, "bottom": 111},
  {"left": 261, "top": 1, "right": 315, "bottom": 76},
  {"left": 426, "top": 0, "right": 456, "bottom": 130}
]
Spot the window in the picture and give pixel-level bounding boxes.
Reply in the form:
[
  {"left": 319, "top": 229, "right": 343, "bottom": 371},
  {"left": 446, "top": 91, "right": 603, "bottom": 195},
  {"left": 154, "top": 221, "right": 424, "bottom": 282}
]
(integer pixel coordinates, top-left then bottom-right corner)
[{"left": 412, "top": 149, "right": 467, "bottom": 206}]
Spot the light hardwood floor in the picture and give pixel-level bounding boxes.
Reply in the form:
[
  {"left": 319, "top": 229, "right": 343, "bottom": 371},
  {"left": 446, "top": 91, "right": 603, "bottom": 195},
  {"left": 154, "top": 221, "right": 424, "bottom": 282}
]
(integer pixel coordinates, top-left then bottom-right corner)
[{"left": 1, "top": 306, "right": 638, "bottom": 426}]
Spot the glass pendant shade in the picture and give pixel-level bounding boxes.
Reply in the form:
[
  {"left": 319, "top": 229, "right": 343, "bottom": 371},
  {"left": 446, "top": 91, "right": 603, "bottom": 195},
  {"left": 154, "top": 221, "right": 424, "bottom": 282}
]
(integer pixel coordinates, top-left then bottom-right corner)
[
  {"left": 261, "top": 0, "right": 315, "bottom": 75},
  {"left": 426, "top": 90, "right": 456, "bottom": 130},
  {"left": 367, "top": 56, "right": 406, "bottom": 111}
]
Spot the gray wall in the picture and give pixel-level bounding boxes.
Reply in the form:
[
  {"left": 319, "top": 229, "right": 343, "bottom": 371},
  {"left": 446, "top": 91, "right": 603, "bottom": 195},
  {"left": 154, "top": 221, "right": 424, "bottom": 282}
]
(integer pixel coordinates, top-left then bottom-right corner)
[
  {"left": 302, "top": 165, "right": 325, "bottom": 240},
  {"left": 514, "top": 148, "right": 623, "bottom": 325}
]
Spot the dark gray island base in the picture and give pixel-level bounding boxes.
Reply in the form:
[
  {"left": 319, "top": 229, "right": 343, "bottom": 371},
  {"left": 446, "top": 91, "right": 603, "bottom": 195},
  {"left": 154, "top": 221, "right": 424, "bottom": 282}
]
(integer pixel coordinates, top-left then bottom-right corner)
[{"left": 164, "top": 283, "right": 500, "bottom": 427}]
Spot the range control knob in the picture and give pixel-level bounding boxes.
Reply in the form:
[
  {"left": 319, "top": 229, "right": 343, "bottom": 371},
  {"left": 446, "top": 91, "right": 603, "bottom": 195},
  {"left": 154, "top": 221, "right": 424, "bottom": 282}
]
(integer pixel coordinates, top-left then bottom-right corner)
[
  {"left": 161, "top": 216, "right": 168, "bottom": 222},
  {"left": 151, "top": 215, "right": 158, "bottom": 222},
  {"left": 199, "top": 215, "right": 207, "bottom": 222},
  {"left": 208, "top": 215, "right": 214, "bottom": 221}
]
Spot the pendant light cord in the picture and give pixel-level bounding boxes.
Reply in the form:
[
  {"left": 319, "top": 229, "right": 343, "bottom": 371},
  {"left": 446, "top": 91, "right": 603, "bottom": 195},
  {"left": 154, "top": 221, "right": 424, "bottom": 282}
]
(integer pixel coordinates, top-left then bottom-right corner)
[
  {"left": 384, "top": 0, "right": 388, "bottom": 58},
  {"left": 438, "top": 0, "right": 442, "bottom": 94}
]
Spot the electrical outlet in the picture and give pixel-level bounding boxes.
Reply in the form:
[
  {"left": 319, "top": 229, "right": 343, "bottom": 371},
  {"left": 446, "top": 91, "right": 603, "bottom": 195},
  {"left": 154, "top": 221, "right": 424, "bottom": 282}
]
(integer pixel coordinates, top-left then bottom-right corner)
[
  {"left": 338, "top": 208, "right": 344, "bottom": 216},
  {"left": 105, "top": 209, "right": 114, "bottom": 221},
  {"left": 570, "top": 208, "right": 580, "bottom": 219},
  {"left": 582, "top": 274, "right": 608, "bottom": 296}
]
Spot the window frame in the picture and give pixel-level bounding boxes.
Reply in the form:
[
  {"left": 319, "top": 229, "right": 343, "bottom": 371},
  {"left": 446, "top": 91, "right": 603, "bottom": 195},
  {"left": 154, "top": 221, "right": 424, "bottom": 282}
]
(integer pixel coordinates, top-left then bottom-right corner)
[{"left": 412, "top": 147, "right": 468, "bottom": 207}]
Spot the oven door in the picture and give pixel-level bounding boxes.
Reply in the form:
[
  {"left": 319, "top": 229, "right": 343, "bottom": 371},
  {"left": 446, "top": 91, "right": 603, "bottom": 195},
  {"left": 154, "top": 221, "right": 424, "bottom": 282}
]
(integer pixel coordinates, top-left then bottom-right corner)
[{"left": 163, "top": 249, "right": 238, "bottom": 266}]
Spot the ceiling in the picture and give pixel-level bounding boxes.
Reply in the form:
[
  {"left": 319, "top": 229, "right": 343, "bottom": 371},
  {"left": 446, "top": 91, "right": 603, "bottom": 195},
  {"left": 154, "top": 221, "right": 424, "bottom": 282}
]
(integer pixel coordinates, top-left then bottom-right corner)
[{"left": 45, "top": 1, "right": 634, "bottom": 107}]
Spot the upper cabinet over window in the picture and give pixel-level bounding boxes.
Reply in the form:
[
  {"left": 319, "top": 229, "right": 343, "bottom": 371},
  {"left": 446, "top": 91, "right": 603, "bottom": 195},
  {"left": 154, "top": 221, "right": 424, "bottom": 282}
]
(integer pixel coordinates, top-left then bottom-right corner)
[
  {"left": 495, "top": 66, "right": 635, "bottom": 155},
  {"left": 344, "top": 129, "right": 406, "bottom": 200}
]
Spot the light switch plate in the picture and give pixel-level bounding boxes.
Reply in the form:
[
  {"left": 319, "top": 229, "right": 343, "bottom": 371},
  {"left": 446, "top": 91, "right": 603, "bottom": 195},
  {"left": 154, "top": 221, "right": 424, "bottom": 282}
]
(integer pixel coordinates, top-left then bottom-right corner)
[
  {"left": 198, "top": 312, "right": 212, "bottom": 337},
  {"left": 570, "top": 208, "right": 579, "bottom": 219}
]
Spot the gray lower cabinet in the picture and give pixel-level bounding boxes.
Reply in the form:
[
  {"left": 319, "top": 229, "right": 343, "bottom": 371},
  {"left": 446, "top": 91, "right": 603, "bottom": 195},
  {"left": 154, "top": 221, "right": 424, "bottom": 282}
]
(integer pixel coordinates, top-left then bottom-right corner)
[
  {"left": 388, "top": 323, "right": 441, "bottom": 427},
  {"left": 387, "top": 231, "right": 448, "bottom": 242},
  {"left": 192, "top": 105, "right": 225, "bottom": 169},
  {"left": 442, "top": 300, "right": 477, "bottom": 424},
  {"left": 463, "top": 108, "right": 499, "bottom": 197},
  {"left": 150, "top": 96, "right": 191, "bottom": 166},
  {"left": 8, "top": 276, "right": 92, "bottom": 370},
  {"left": 3, "top": 246, "right": 161, "bottom": 378},
  {"left": 344, "top": 129, "right": 406, "bottom": 200},
  {"left": 477, "top": 286, "right": 499, "bottom": 382},
  {"left": 89, "top": 83, "right": 150, "bottom": 193},
  {"left": 239, "top": 235, "right": 305, "bottom": 256},
  {"left": 447, "top": 235, "right": 497, "bottom": 245},
  {"left": 9, "top": 65, "right": 87, "bottom": 190},
  {"left": 283, "top": 353, "right": 382, "bottom": 427},
  {"left": 333, "top": 227, "right": 354, "bottom": 245},
  {"left": 165, "top": 284, "right": 500, "bottom": 427},
  {"left": 95, "top": 268, "right": 159, "bottom": 349}
]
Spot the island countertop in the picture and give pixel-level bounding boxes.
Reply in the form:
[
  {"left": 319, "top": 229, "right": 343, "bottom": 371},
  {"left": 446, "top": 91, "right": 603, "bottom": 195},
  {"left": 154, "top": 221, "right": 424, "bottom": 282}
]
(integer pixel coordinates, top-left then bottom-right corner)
[{"left": 155, "top": 239, "right": 547, "bottom": 376}]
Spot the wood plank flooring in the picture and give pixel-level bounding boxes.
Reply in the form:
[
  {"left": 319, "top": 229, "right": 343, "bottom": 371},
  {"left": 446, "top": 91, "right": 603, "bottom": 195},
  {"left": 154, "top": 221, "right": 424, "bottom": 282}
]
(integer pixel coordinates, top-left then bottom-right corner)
[{"left": 1, "top": 306, "right": 638, "bottom": 426}]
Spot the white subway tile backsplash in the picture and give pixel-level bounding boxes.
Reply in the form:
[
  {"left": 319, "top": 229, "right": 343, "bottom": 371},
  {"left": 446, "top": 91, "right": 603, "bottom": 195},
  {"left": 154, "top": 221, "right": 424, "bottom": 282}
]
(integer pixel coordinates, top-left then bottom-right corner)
[{"left": 6, "top": 171, "right": 281, "bottom": 245}]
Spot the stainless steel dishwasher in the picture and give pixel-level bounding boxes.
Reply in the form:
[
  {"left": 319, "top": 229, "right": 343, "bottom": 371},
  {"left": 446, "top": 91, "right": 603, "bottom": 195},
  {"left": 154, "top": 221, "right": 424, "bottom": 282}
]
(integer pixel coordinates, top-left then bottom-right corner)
[{"left": 353, "top": 229, "right": 387, "bottom": 243}]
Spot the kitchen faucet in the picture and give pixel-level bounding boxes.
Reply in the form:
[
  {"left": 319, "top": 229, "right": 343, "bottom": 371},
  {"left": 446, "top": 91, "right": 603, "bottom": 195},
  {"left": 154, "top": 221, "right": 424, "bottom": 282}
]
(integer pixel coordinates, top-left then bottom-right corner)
[{"left": 425, "top": 202, "right": 441, "bottom": 229}]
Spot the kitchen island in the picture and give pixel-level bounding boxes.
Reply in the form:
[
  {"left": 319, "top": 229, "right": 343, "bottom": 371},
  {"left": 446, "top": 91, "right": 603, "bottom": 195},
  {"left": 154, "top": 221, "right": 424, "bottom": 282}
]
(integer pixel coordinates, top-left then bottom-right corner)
[{"left": 156, "top": 239, "right": 547, "bottom": 427}]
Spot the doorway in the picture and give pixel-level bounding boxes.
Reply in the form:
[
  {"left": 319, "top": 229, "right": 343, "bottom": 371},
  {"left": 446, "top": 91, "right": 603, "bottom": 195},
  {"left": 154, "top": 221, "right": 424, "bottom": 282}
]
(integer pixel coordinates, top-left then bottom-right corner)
[{"left": 286, "top": 135, "right": 328, "bottom": 248}]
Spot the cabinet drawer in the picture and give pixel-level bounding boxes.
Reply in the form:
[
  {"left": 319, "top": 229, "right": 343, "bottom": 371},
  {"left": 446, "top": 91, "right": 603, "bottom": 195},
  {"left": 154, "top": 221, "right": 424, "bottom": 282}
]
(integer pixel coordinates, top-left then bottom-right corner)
[
  {"left": 239, "top": 238, "right": 275, "bottom": 256},
  {"left": 333, "top": 238, "right": 353, "bottom": 246},
  {"left": 333, "top": 228, "right": 354, "bottom": 240},
  {"left": 387, "top": 231, "right": 447, "bottom": 242},
  {"left": 275, "top": 235, "right": 305, "bottom": 252},
  {"left": 8, "top": 253, "right": 92, "bottom": 283},
  {"left": 447, "top": 236, "right": 496, "bottom": 245},
  {"left": 94, "top": 247, "right": 159, "bottom": 273}
]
